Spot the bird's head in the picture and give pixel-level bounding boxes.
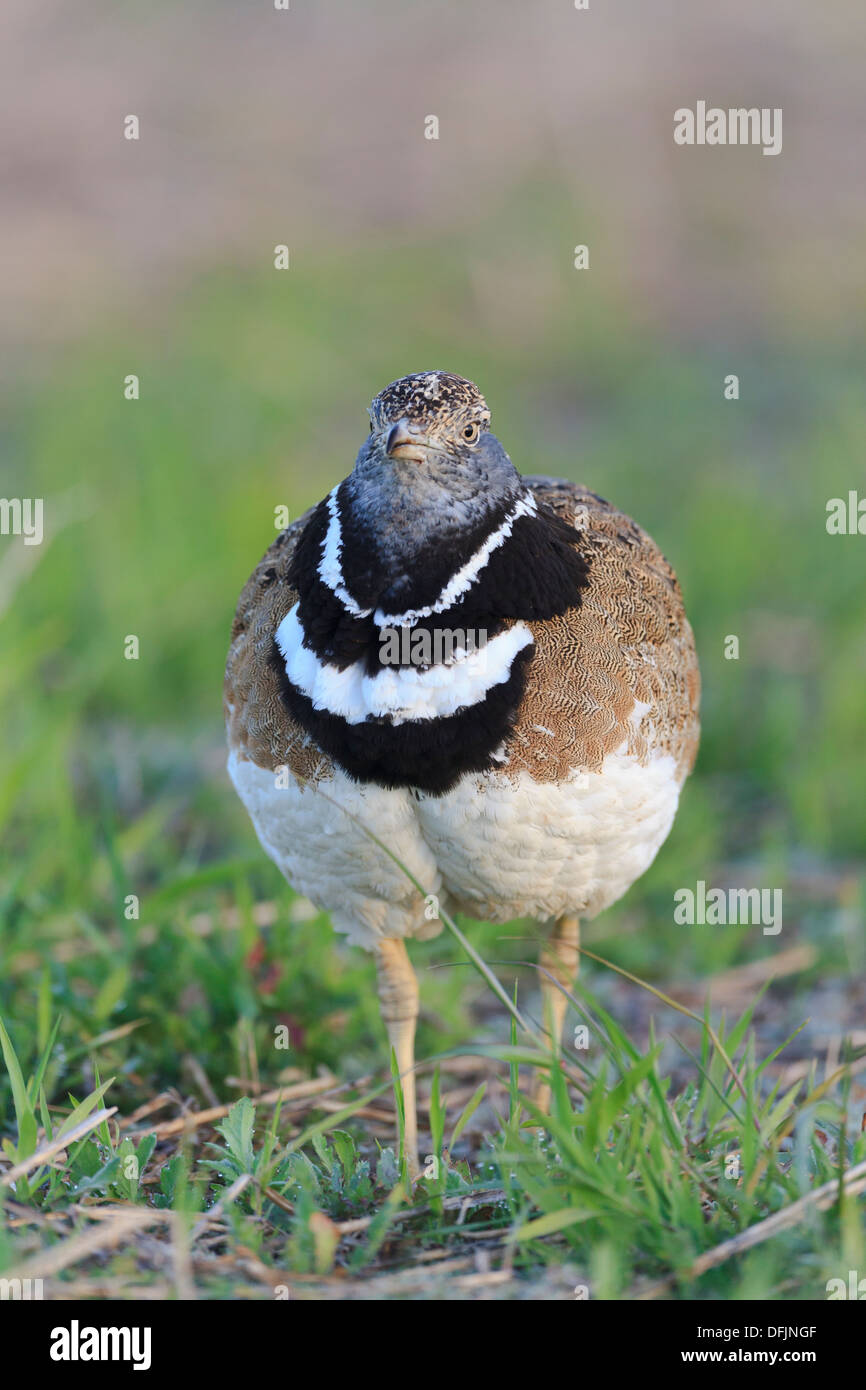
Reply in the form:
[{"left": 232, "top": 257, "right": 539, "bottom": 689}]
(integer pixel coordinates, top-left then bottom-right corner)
[
  {"left": 368, "top": 370, "right": 491, "bottom": 463},
  {"left": 348, "top": 372, "right": 523, "bottom": 537}
]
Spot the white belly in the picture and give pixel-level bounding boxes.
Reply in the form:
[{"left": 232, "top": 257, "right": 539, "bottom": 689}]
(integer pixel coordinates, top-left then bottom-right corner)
[
  {"left": 416, "top": 748, "right": 681, "bottom": 924},
  {"left": 228, "top": 743, "right": 682, "bottom": 951}
]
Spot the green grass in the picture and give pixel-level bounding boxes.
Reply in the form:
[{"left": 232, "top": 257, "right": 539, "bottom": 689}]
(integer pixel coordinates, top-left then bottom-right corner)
[
  {"left": 0, "top": 973, "right": 863, "bottom": 1298},
  {"left": 1, "top": 209, "right": 865, "bottom": 1297}
]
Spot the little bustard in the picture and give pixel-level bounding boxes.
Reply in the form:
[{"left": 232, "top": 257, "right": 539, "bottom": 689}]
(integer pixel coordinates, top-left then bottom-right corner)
[{"left": 225, "top": 371, "right": 700, "bottom": 1168}]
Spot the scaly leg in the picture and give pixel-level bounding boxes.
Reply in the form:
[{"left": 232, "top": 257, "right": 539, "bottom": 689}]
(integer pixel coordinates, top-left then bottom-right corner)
[
  {"left": 374, "top": 937, "right": 419, "bottom": 1175},
  {"left": 533, "top": 914, "right": 580, "bottom": 1113}
]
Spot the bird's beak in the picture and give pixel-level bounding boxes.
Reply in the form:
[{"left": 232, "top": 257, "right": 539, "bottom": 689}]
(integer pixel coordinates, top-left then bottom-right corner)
[{"left": 384, "top": 419, "right": 431, "bottom": 462}]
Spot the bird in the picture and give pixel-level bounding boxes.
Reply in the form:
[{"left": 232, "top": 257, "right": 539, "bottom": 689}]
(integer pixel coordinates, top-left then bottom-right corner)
[{"left": 224, "top": 370, "right": 700, "bottom": 1171}]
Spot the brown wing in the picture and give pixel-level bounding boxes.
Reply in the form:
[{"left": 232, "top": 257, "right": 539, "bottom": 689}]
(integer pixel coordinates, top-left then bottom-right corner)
[
  {"left": 505, "top": 477, "right": 701, "bottom": 783},
  {"left": 224, "top": 508, "right": 333, "bottom": 781}
]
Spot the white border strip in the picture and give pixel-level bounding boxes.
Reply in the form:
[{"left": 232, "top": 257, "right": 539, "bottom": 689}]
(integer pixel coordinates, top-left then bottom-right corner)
[
  {"left": 374, "top": 492, "right": 537, "bottom": 626},
  {"left": 317, "top": 486, "right": 372, "bottom": 619},
  {"left": 317, "top": 485, "right": 537, "bottom": 626}
]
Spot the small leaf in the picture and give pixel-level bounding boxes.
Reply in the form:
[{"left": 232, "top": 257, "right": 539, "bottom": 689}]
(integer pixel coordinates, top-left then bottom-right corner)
[
  {"left": 512, "top": 1206, "right": 593, "bottom": 1241},
  {"left": 56, "top": 1077, "right": 115, "bottom": 1144},
  {"left": 71, "top": 1155, "right": 122, "bottom": 1197},
  {"left": 449, "top": 1082, "right": 486, "bottom": 1151},
  {"left": 376, "top": 1147, "right": 400, "bottom": 1189},
  {"left": 215, "top": 1097, "right": 256, "bottom": 1172},
  {"left": 0, "top": 1014, "right": 38, "bottom": 1160}
]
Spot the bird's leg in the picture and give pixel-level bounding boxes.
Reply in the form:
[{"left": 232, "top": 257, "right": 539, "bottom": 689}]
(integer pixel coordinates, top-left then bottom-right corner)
[
  {"left": 533, "top": 914, "right": 580, "bottom": 1113},
  {"left": 374, "top": 937, "right": 420, "bottom": 1176}
]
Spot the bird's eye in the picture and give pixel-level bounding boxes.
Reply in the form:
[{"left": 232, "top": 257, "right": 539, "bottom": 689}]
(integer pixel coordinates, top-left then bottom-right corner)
[{"left": 462, "top": 422, "right": 481, "bottom": 444}]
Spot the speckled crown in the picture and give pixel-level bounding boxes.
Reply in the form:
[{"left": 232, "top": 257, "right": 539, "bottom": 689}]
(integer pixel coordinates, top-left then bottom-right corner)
[{"left": 369, "top": 372, "right": 490, "bottom": 429}]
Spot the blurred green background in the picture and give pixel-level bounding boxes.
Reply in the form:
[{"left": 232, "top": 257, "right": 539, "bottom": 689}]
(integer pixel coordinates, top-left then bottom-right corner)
[{"left": 1, "top": 0, "right": 864, "bottom": 1108}]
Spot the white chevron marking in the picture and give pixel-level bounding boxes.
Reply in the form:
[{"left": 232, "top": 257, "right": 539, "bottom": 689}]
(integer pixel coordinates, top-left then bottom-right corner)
[
  {"left": 275, "top": 605, "right": 534, "bottom": 726},
  {"left": 317, "top": 487, "right": 537, "bottom": 625}
]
